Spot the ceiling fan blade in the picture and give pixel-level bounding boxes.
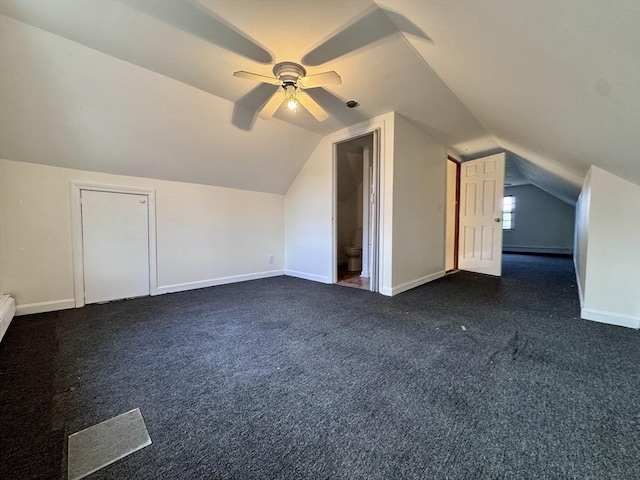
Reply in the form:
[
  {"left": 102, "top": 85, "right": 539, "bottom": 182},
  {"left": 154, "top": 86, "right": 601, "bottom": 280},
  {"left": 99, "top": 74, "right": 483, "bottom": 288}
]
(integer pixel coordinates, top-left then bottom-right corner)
[
  {"left": 233, "top": 71, "right": 281, "bottom": 85},
  {"left": 259, "top": 89, "right": 284, "bottom": 119},
  {"left": 298, "top": 71, "right": 342, "bottom": 89},
  {"left": 298, "top": 92, "right": 329, "bottom": 121}
]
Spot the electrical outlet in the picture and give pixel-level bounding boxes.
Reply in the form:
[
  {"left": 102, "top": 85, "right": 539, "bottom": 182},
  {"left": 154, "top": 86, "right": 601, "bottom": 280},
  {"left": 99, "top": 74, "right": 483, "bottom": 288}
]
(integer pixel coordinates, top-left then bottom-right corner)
[{"left": 268, "top": 255, "right": 275, "bottom": 264}]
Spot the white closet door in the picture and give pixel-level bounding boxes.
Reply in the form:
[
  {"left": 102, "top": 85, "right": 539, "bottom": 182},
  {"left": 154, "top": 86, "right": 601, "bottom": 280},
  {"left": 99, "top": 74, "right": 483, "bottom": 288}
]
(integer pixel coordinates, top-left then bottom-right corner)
[{"left": 81, "top": 190, "right": 150, "bottom": 304}]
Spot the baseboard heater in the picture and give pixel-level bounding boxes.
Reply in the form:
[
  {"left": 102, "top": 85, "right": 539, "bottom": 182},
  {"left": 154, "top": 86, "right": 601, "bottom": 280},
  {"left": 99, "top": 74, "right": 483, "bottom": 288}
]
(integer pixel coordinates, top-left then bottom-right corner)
[
  {"left": 0, "top": 295, "right": 16, "bottom": 343},
  {"left": 503, "top": 246, "right": 572, "bottom": 256}
]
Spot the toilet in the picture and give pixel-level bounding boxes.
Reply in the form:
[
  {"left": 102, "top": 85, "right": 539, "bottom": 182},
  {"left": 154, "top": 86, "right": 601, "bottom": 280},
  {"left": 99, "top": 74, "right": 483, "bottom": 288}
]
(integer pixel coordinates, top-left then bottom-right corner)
[{"left": 344, "top": 228, "right": 363, "bottom": 272}]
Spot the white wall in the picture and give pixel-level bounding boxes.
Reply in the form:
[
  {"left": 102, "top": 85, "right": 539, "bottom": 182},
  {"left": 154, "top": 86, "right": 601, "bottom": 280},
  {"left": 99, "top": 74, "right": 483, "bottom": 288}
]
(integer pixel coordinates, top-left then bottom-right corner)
[
  {"left": 574, "top": 166, "right": 640, "bottom": 329},
  {"left": 284, "top": 112, "right": 447, "bottom": 296},
  {"left": 0, "top": 159, "right": 284, "bottom": 314},
  {"left": 284, "top": 113, "right": 395, "bottom": 288},
  {"left": 390, "top": 115, "right": 447, "bottom": 294},
  {"left": 283, "top": 139, "right": 335, "bottom": 284},
  {"left": 503, "top": 184, "right": 575, "bottom": 254}
]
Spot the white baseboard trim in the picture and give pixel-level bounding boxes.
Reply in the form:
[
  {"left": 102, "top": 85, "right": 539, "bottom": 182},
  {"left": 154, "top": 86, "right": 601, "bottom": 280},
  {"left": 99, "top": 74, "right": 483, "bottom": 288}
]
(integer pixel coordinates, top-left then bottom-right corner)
[
  {"left": 572, "top": 257, "right": 637, "bottom": 329},
  {"left": 503, "top": 246, "right": 572, "bottom": 255},
  {"left": 382, "top": 271, "right": 446, "bottom": 297},
  {"left": 16, "top": 298, "right": 75, "bottom": 316},
  {"left": 581, "top": 308, "right": 640, "bottom": 330},
  {"left": 157, "top": 270, "right": 285, "bottom": 295},
  {"left": 0, "top": 295, "right": 17, "bottom": 342},
  {"left": 284, "top": 270, "right": 331, "bottom": 284}
]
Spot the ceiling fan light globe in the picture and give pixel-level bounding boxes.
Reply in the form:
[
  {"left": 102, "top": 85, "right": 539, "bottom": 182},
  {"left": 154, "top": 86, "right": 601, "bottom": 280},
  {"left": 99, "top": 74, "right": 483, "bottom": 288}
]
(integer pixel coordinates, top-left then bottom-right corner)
[{"left": 283, "top": 84, "right": 299, "bottom": 111}]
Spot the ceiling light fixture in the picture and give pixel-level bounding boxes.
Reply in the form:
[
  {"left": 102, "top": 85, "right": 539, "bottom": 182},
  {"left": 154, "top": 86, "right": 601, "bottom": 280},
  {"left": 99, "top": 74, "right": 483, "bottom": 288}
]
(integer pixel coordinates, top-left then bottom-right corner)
[
  {"left": 283, "top": 84, "right": 299, "bottom": 112},
  {"left": 234, "top": 61, "right": 340, "bottom": 121}
]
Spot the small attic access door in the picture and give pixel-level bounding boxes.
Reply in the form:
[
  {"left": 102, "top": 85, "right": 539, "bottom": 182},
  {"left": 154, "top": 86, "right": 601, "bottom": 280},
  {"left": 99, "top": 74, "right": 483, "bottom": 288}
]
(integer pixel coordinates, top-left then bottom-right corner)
[
  {"left": 70, "top": 183, "right": 158, "bottom": 307},
  {"left": 81, "top": 190, "right": 149, "bottom": 304},
  {"left": 458, "top": 153, "right": 505, "bottom": 276}
]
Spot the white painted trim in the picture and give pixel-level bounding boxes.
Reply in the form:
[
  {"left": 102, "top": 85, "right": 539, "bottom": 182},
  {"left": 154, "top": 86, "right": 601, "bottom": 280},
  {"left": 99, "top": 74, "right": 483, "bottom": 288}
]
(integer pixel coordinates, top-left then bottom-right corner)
[
  {"left": 380, "top": 286, "right": 394, "bottom": 296},
  {"left": 0, "top": 295, "right": 16, "bottom": 342},
  {"left": 325, "top": 115, "right": 389, "bottom": 146},
  {"left": 381, "top": 271, "right": 446, "bottom": 297},
  {"left": 361, "top": 147, "right": 370, "bottom": 279},
  {"left": 332, "top": 142, "right": 338, "bottom": 284},
  {"left": 503, "top": 246, "right": 573, "bottom": 255},
  {"left": 157, "top": 270, "right": 285, "bottom": 294},
  {"left": 573, "top": 256, "right": 585, "bottom": 307},
  {"left": 284, "top": 270, "right": 331, "bottom": 284},
  {"left": 370, "top": 128, "right": 382, "bottom": 293},
  {"left": 581, "top": 308, "right": 640, "bottom": 330},
  {"left": 16, "top": 299, "right": 75, "bottom": 316},
  {"left": 70, "top": 182, "right": 158, "bottom": 308}
]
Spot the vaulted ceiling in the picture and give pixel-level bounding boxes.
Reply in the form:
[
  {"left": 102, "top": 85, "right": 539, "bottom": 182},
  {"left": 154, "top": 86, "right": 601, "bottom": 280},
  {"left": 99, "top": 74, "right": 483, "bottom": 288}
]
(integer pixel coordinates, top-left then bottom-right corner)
[{"left": 0, "top": 0, "right": 638, "bottom": 201}]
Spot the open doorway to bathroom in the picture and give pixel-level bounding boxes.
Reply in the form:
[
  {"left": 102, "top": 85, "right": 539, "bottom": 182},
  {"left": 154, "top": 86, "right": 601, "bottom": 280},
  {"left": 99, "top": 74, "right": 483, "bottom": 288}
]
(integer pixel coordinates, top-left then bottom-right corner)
[{"left": 334, "top": 131, "right": 380, "bottom": 291}]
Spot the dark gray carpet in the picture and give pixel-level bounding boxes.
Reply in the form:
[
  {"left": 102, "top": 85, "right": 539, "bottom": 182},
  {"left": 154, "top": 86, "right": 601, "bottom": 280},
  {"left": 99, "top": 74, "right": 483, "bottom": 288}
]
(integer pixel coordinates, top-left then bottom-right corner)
[{"left": 1, "top": 254, "right": 638, "bottom": 479}]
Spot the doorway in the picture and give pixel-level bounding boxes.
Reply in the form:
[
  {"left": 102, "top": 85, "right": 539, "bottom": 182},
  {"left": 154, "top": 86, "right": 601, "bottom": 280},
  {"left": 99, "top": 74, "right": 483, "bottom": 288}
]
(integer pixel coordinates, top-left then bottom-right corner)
[
  {"left": 71, "top": 183, "right": 158, "bottom": 307},
  {"left": 333, "top": 131, "right": 380, "bottom": 291}
]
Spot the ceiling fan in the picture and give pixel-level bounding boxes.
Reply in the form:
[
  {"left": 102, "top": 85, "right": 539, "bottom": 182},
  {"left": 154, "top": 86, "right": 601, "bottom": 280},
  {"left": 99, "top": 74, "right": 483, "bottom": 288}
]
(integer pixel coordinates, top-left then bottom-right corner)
[
  {"left": 233, "top": 62, "right": 341, "bottom": 121},
  {"left": 123, "top": 1, "right": 430, "bottom": 129}
]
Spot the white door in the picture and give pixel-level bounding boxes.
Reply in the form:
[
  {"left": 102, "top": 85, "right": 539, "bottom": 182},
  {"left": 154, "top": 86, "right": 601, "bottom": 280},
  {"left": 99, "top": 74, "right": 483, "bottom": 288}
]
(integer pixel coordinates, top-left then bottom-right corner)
[
  {"left": 458, "top": 153, "right": 505, "bottom": 276},
  {"left": 81, "top": 190, "right": 150, "bottom": 304}
]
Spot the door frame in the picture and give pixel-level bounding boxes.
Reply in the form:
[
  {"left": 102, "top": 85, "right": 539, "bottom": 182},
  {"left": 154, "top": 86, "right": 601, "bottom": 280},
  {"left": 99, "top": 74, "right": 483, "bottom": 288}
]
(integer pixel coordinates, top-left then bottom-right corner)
[
  {"left": 70, "top": 182, "right": 158, "bottom": 308},
  {"left": 447, "top": 156, "right": 461, "bottom": 271},
  {"left": 361, "top": 145, "right": 371, "bottom": 278},
  {"left": 332, "top": 128, "right": 382, "bottom": 292}
]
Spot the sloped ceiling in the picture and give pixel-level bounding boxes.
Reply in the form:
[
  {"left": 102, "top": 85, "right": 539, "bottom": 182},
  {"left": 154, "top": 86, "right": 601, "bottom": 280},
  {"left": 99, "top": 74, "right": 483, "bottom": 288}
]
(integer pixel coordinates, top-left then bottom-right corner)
[
  {"left": 380, "top": 0, "right": 640, "bottom": 201},
  {"left": 0, "top": 0, "right": 638, "bottom": 201}
]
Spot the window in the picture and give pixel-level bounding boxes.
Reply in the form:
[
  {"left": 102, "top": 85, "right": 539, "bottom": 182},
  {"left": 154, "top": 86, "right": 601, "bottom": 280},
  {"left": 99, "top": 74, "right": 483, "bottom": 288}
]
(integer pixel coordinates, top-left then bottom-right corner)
[{"left": 502, "top": 195, "right": 515, "bottom": 230}]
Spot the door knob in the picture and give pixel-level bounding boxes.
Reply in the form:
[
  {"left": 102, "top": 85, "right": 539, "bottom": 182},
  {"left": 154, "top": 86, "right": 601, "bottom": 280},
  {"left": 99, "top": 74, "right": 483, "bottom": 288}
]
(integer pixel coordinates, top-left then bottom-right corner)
[{"left": 494, "top": 218, "right": 501, "bottom": 222}]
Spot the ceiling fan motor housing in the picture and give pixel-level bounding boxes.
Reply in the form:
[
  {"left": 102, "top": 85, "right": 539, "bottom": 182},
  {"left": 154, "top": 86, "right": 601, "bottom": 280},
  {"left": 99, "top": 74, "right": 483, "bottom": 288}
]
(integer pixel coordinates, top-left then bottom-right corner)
[{"left": 273, "top": 62, "right": 307, "bottom": 85}]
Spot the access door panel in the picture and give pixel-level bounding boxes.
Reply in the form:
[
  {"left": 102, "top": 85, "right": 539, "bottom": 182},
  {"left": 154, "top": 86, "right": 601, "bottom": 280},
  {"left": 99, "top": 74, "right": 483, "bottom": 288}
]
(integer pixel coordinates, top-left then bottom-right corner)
[{"left": 81, "top": 190, "right": 150, "bottom": 304}]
